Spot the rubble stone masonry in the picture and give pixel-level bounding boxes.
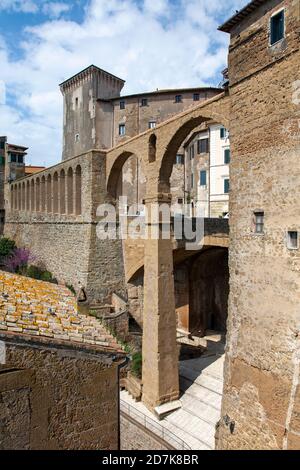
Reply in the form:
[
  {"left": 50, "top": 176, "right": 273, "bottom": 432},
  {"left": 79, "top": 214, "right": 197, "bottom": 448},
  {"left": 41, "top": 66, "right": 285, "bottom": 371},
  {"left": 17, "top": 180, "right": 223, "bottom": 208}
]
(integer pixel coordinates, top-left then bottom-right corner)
[{"left": 217, "top": 0, "right": 300, "bottom": 450}]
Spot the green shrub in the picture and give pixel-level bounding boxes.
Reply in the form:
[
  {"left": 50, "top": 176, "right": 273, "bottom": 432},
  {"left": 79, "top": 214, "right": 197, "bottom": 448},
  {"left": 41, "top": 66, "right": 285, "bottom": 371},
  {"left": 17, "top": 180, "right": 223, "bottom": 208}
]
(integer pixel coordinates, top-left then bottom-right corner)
[
  {"left": 0, "top": 238, "right": 16, "bottom": 259},
  {"left": 25, "top": 265, "right": 56, "bottom": 284},
  {"left": 26, "top": 265, "right": 43, "bottom": 280},
  {"left": 131, "top": 352, "right": 142, "bottom": 379},
  {"left": 66, "top": 284, "right": 76, "bottom": 295}
]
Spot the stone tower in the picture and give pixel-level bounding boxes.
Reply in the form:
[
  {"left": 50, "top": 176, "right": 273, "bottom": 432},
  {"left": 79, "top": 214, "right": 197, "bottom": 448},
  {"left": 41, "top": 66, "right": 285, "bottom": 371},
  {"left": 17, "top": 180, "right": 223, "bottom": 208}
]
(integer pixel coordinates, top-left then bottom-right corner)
[{"left": 60, "top": 65, "right": 125, "bottom": 160}]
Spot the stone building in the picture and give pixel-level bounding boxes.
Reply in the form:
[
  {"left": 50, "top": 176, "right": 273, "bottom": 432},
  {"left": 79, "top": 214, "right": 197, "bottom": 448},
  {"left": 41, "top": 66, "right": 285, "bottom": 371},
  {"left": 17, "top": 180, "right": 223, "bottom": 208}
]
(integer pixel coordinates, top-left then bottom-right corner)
[
  {"left": 0, "top": 270, "right": 125, "bottom": 450},
  {"left": 183, "top": 123, "right": 230, "bottom": 217},
  {"left": 0, "top": 136, "right": 28, "bottom": 233},
  {"left": 60, "top": 65, "right": 223, "bottom": 210},
  {"left": 216, "top": 0, "right": 300, "bottom": 450},
  {"left": 2, "top": 0, "right": 300, "bottom": 450}
]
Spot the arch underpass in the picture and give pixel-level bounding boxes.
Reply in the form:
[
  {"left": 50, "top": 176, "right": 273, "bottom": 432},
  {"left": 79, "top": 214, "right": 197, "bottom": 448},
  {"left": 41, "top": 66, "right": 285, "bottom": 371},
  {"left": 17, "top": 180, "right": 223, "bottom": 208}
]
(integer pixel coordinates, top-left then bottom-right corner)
[{"left": 105, "top": 91, "right": 231, "bottom": 411}]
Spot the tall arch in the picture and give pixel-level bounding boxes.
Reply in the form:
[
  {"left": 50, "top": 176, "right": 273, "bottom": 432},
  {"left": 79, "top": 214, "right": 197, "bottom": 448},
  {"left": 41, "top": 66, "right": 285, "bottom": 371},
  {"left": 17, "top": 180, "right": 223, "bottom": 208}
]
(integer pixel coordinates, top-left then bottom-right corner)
[
  {"left": 30, "top": 180, "right": 35, "bottom": 212},
  {"left": 26, "top": 180, "right": 30, "bottom": 211},
  {"left": 18, "top": 183, "right": 21, "bottom": 210},
  {"left": 53, "top": 172, "right": 59, "bottom": 214},
  {"left": 75, "top": 165, "right": 82, "bottom": 215},
  {"left": 60, "top": 169, "right": 66, "bottom": 214},
  {"left": 41, "top": 176, "right": 46, "bottom": 212},
  {"left": 148, "top": 134, "right": 157, "bottom": 163},
  {"left": 159, "top": 110, "right": 229, "bottom": 193},
  {"left": 67, "top": 167, "right": 73, "bottom": 214},
  {"left": 36, "top": 178, "right": 40, "bottom": 212},
  {"left": 22, "top": 182, "right": 25, "bottom": 211},
  {"left": 11, "top": 186, "right": 14, "bottom": 211},
  {"left": 46, "top": 174, "right": 52, "bottom": 213}
]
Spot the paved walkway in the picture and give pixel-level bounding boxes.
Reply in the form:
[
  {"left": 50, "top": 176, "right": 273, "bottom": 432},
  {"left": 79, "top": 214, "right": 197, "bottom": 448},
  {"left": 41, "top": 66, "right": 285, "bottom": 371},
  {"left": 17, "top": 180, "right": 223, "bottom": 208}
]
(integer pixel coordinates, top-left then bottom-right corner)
[{"left": 120, "top": 353, "right": 225, "bottom": 450}]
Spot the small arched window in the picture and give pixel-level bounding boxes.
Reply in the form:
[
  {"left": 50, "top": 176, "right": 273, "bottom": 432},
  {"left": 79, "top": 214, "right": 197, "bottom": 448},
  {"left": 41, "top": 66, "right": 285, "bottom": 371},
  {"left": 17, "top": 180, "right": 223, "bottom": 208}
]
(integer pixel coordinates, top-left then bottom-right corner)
[{"left": 148, "top": 134, "right": 157, "bottom": 163}]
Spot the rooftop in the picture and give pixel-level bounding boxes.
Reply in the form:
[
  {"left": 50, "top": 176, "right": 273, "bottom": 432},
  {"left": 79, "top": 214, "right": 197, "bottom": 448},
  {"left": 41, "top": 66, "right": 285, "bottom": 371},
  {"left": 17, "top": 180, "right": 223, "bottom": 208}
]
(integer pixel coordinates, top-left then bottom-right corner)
[
  {"left": 0, "top": 270, "right": 124, "bottom": 353},
  {"left": 25, "top": 166, "right": 46, "bottom": 175},
  {"left": 218, "top": 0, "right": 266, "bottom": 33},
  {"left": 59, "top": 64, "right": 125, "bottom": 88},
  {"left": 109, "top": 87, "right": 223, "bottom": 102}
]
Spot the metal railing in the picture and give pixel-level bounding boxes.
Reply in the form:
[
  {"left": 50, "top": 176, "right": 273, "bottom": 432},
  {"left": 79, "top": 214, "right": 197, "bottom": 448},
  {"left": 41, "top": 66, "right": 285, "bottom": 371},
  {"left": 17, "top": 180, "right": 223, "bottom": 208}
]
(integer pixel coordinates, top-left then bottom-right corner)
[{"left": 120, "top": 399, "right": 191, "bottom": 450}]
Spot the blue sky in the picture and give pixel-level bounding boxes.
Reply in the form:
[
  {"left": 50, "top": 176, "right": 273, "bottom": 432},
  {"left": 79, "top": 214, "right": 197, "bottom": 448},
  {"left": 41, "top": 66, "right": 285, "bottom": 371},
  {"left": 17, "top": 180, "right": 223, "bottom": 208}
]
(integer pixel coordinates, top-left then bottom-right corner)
[{"left": 0, "top": 0, "right": 248, "bottom": 166}]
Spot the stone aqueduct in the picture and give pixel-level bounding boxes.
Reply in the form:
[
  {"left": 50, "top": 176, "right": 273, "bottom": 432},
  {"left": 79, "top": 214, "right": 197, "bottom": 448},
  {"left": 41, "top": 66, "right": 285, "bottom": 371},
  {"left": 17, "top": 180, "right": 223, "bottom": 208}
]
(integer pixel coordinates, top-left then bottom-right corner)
[{"left": 5, "top": 92, "right": 230, "bottom": 410}]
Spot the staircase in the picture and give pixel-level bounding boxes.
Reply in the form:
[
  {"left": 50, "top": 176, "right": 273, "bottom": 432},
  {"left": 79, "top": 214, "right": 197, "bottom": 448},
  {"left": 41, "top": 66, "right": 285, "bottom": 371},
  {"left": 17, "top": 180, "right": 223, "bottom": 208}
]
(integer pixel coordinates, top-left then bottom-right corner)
[{"left": 120, "top": 352, "right": 225, "bottom": 450}]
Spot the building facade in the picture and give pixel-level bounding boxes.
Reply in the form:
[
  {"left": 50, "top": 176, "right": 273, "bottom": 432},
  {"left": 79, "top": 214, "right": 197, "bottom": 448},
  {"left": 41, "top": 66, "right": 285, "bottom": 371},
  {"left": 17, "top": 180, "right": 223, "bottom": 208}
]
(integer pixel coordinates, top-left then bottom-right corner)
[{"left": 184, "top": 123, "right": 230, "bottom": 217}]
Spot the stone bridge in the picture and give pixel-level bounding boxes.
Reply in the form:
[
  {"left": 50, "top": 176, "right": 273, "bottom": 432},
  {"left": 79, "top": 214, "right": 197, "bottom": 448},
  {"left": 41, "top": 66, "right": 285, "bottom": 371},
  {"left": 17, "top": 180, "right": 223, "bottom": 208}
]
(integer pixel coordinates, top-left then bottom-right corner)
[{"left": 4, "top": 91, "right": 230, "bottom": 412}]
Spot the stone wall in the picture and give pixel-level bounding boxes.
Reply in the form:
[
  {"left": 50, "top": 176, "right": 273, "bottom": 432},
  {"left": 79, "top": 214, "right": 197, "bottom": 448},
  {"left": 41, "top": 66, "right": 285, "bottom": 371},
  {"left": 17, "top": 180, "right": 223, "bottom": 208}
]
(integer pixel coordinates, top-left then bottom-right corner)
[
  {"left": 0, "top": 335, "right": 120, "bottom": 450},
  {"left": 4, "top": 150, "right": 126, "bottom": 303},
  {"left": 217, "top": 0, "right": 300, "bottom": 450}
]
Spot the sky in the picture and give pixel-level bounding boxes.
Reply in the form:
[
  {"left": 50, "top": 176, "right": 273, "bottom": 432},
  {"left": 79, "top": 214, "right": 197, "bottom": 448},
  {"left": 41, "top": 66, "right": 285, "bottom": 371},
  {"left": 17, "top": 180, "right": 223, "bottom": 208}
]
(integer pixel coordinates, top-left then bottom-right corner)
[{"left": 0, "top": 0, "right": 248, "bottom": 166}]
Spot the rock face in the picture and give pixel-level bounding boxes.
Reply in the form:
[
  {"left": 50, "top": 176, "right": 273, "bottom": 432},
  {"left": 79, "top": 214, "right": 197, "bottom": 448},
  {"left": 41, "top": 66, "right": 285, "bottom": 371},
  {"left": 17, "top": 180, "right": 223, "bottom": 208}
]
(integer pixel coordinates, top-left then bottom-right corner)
[{"left": 216, "top": 0, "right": 300, "bottom": 450}]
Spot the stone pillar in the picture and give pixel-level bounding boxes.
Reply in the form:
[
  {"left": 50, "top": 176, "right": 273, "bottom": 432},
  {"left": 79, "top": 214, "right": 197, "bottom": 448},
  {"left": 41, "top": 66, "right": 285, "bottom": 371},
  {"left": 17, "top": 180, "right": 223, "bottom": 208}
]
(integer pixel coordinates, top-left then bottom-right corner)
[{"left": 142, "top": 194, "right": 180, "bottom": 411}]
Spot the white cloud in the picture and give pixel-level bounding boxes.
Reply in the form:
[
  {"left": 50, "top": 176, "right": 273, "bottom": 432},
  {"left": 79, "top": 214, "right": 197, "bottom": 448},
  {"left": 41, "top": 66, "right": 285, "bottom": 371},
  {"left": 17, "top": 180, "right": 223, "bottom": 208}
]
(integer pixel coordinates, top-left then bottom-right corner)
[
  {"left": 42, "top": 2, "right": 71, "bottom": 19},
  {"left": 0, "top": 0, "right": 248, "bottom": 166},
  {"left": 0, "top": 0, "right": 38, "bottom": 13}
]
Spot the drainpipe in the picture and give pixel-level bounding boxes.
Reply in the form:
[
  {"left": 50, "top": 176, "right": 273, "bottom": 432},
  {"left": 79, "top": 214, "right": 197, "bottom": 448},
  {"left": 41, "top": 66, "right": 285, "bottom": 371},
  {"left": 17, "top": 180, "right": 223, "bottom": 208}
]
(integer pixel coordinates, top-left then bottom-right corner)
[{"left": 116, "top": 355, "right": 130, "bottom": 450}]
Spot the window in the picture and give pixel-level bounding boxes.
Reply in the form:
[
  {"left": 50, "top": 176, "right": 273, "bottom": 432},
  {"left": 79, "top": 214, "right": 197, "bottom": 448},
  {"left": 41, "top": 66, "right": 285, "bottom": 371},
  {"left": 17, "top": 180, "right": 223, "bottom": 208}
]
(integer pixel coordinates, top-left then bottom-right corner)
[
  {"left": 17, "top": 155, "right": 24, "bottom": 164},
  {"left": 189, "top": 145, "right": 194, "bottom": 160},
  {"left": 0, "top": 156, "right": 5, "bottom": 165},
  {"left": 270, "top": 10, "right": 285, "bottom": 45},
  {"left": 220, "top": 127, "right": 227, "bottom": 139},
  {"left": 198, "top": 138, "right": 209, "bottom": 154},
  {"left": 149, "top": 121, "right": 156, "bottom": 129},
  {"left": 75, "top": 97, "right": 79, "bottom": 109},
  {"left": 175, "top": 95, "right": 182, "bottom": 103},
  {"left": 10, "top": 153, "right": 17, "bottom": 163},
  {"left": 177, "top": 198, "right": 183, "bottom": 204},
  {"left": 200, "top": 170, "right": 207, "bottom": 186},
  {"left": 119, "top": 124, "right": 126, "bottom": 136},
  {"left": 224, "top": 178, "right": 230, "bottom": 194},
  {"left": 120, "top": 100, "right": 125, "bottom": 110},
  {"left": 0, "top": 141, "right": 5, "bottom": 149},
  {"left": 287, "top": 231, "right": 298, "bottom": 250},
  {"left": 141, "top": 98, "right": 148, "bottom": 107},
  {"left": 191, "top": 173, "right": 194, "bottom": 189},
  {"left": 224, "top": 148, "right": 231, "bottom": 164},
  {"left": 176, "top": 154, "right": 184, "bottom": 165},
  {"left": 254, "top": 211, "right": 264, "bottom": 234},
  {"left": 193, "top": 93, "right": 200, "bottom": 101},
  {"left": 75, "top": 134, "right": 80, "bottom": 143}
]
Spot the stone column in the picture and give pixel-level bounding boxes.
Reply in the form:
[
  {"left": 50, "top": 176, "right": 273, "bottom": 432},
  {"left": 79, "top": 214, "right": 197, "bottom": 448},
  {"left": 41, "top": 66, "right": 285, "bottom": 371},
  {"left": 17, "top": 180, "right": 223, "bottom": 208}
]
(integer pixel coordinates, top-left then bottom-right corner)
[{"left": 142, "top": 194, "right": 180, "bottom": 412}]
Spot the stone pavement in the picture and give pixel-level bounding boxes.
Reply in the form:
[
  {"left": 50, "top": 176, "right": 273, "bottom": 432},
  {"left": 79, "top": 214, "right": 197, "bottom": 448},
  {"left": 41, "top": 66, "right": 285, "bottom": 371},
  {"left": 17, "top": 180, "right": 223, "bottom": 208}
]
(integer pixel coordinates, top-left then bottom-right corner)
[
  {"left": 121, "top": 353, "right": 225, "bottom": 450},
  {"left": 0, "top": 270, "right": 123, "bottom": 351}
]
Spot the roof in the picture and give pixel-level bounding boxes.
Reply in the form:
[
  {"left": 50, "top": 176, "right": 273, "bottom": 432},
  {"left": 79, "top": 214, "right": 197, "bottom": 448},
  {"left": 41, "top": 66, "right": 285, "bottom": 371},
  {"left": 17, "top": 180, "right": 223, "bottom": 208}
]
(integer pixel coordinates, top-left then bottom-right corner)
[
  {"left": 0, "top": 270, "right": 124, "bottom": 353},
  {"left": 59, "top": 64, "right": 125, "bottom": 88},
  {"left": 8, "top": 143, "right": 28, "bottom": 152},
  {"left": 25, "top": 166, "right": 46, "bottom": 175},
  {"left": 110, "top": 87, "right": 223, "bottom": 101},
  {"left": 218, "top": 0, "right": 266, "bottom": 33}
]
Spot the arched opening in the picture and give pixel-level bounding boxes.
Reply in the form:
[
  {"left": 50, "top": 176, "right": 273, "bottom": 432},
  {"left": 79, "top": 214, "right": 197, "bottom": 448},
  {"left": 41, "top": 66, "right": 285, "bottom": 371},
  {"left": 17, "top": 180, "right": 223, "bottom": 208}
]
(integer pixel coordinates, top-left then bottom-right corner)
[
  {"left": 107, "top": 151, "right": 146, "bottom": 214},
  {"left": 18, "top": 183, "right": 21, "bottom": 210},
  {"left": 22, "top": 182, "right": 25, "bottom": 211},
  {"left": 46, "top": 175, "right": 52, "bottom": 213},
  {"left": 148, "top": 134, "right": 157, "bottom": 163},
  {"left": 53, "top": 172, "right": 59, "bottom": 214},
  {"left": 36, "top": 178, "right": 40, "bottom": 212},
  {"left": 30, "top": 180, "right": 35, "bottom": 212},
  {"left": 67, "top": 167, "right": 73, "bottom": 214},
  {"left": 11, "top": 186, "right": 14, "bottom": 211},
  {"left": 159, "top": 114, "right": 229, "bottom": 194},
  {"left": 60, "top": 169, "right": 66, "bottom": 214},
  {"left": 75, "top": 165, "right": 82, "bottom": 215},
  {"left": 41, "top": 176, "right": 46, "bottom": 212},
  {"left": 26, "top": 181, "right": 30, "bottom": 212}
]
